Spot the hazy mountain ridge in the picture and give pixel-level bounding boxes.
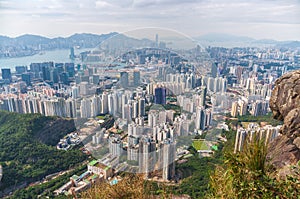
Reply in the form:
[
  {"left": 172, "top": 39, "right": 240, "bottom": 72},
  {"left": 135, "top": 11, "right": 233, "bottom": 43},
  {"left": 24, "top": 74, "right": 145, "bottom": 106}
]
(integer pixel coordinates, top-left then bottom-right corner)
[
  {"left": 1, "top": 32, "right": 300, "bottom": 58},
  {"left": 0, "top": 32, "right": 157, "bottom": 58},
  {"left": 0, "top": 33, "right": 118, "bottom": 47},
  {"left": 0, "top": 33, "right": 119, "bottom": 58},
  {"left": 196, "top": 33, "right": 300, "bottom": 48},
  {"left": 196, "top": 33, "right": 255, "bottom": 42}
]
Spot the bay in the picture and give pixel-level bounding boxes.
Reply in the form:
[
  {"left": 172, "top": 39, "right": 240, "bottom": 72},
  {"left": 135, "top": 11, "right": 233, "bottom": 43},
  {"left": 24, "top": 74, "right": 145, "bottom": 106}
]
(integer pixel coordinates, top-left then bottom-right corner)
[{"left": 0, "top": 48, "right": 94, "bottom": 71}]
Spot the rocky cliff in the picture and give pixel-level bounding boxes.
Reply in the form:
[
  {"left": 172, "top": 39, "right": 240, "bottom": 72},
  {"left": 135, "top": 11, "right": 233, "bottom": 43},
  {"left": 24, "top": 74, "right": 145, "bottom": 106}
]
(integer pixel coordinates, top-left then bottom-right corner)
[{"left": 268, "top": 70, "right": 300, "bottom": 176}]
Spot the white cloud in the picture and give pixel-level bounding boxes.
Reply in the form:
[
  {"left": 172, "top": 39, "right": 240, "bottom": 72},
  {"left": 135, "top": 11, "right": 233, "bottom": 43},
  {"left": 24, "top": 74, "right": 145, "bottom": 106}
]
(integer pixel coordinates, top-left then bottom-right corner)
[{"left": 0, "top": 0, "right": 299, "bottom": 40}]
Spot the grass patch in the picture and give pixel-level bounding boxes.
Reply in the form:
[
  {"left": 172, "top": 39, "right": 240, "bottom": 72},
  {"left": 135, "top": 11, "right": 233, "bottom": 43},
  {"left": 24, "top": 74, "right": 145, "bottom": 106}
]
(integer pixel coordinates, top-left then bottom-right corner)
[{"left": 192, "top": 140, "right": 210, "bottom": 151}]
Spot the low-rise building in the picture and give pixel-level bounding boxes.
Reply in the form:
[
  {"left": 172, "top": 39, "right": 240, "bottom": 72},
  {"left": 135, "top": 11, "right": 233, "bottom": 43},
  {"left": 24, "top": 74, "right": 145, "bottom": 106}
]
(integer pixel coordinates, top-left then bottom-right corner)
[{"left": 87, "top": 160, "right": 113, "bottom": 179}]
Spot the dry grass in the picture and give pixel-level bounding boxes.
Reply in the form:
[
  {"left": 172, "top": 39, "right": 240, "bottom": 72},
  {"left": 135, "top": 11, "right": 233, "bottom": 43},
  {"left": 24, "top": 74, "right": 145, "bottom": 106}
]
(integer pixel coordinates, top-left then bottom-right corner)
[
  {"left": 80, "top": 174, "right": 173, "bottom": 199},
  {"left": 207, "top": 136, "right": 300, "bottom": 199}
]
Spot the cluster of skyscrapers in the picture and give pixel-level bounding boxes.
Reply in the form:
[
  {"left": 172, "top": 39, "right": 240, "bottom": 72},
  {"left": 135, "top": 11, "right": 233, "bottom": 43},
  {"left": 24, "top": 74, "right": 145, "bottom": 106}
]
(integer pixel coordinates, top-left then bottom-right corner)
[
  {"left": 1, "top": 40, "right": 297, "bottom": 183},
  {"left": 234, "top": 123, "right": 281, "bottom": 153}
]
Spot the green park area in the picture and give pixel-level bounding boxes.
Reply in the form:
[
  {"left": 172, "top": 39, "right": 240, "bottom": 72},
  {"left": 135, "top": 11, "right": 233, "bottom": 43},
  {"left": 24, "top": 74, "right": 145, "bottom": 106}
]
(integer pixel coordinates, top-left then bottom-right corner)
[
  {"left": 96, "top": 115, "right": 106, "bottom": 120},
  {"left": 192, "top": 140, "right": 210, "bottom": 151}
]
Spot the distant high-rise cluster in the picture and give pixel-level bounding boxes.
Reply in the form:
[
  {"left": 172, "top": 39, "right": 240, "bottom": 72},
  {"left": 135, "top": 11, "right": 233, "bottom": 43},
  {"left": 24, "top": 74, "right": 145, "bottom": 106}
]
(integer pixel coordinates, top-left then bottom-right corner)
[
  {"left": 234, "top": 123, "right": 281, "bottom": 153},
  {"left": 202, "top": 76, "right": 227, "bottom": 93},
  {"left": 231, "top": 100, "right": 248, "bottom": 117}
]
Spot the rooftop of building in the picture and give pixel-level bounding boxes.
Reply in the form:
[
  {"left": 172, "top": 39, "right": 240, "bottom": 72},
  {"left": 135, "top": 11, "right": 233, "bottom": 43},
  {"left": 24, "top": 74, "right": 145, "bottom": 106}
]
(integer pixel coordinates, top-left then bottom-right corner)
[
  {"left": 89, "top": 160, "right": 98, "bottom": 166},
  {"left": 88, "top": 160, "right": 111, "bottom": 170}
]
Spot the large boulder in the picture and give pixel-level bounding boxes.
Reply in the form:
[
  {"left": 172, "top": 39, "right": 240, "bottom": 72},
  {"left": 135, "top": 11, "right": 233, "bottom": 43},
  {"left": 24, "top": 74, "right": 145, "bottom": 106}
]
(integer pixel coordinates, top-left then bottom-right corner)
[
  {"left": 270, "top": 70, "right": 300, "bottom": 137},
  {"left": 268, "top": 70, "right": 300, "bottom": 173}
]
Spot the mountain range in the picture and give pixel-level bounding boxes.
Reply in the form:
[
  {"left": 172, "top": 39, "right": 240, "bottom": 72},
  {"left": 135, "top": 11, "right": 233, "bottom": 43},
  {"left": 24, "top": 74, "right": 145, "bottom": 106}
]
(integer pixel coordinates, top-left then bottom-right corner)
[
  {"left": 0, "top": 32, "right": 117, "bottom": 50},
  {"left": 0, "top": 32, "right": 299, "bottom": 58},
  {"left": 196, "top": 33, "right": 300, "bottom": 48}
]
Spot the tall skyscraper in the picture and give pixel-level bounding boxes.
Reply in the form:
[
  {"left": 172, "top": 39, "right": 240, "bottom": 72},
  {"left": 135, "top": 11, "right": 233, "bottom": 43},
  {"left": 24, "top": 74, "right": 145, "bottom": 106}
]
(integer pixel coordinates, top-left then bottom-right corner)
[
  {"left": 69, "top": 47, "right": 75, "bottom": 59},
  {"left": 127, "top": 146, "right": 139, "bottom": 161},
  {"left": 132, "top": 100, "right": 139, "bottom": 118},
  {"left": 195, "top": 106, "right": 206, "bottom": 130},
  {"left": 154, "top": 87, "right": 166, "bottom": 105},
  {"left": 122, "top": 104, "right": 132, "bottom": 122},
  {"left": 133, "top": 70, "right": 141, "bottom": 86},
  {"left": 21, "top": 73, "right": 31, "bottom": 86},
  {"left": 120, "top": 72, "right": 129, "bottom": 88},
  {"left": 91, "top": 96, "right": 101, "bottom": 117},
  {"left": 155, "top": 34, "right": 159, "bottom": 48},
  {"left": 138, "top": 55, "right": 146, "bottom": 64},
  {"left": 80, "top": 98, "right": 91, "bottom": 118},
  {"left": 138, "top": 98, "right": 145, "bottom": 117},
  {"left": 250, "top": 100, "right": 268, "bottom": 116},
  {"left": 59, "top": 72, "right": 69, "bottom": 85},
  {"left": 239, "top": 101, "right": 248, "bottom": 116},
  {"left": 79, "top": 82, "right": 89, "bottom": 96},
  {"left": 92, "top": 74, "right": 100, "bottom": 85},
  {"left": 41, "top": 62, "right": 53, "bottom": 81},
  {"left": 1, "top": 68, "right": 12, "bottom": 83},
  {"left": 139, "top": 137, "right": 156, "bottom": 177},
  {"left": 15, "top": 66, "right": 27, "bottom": 74},
  {"left": 65, "top": 63, "right": 75, "bottom": 77},
  {"left": 50, "top": 68, "right": 59, "bottom": 83},
  {"left": 200, "top": 86, "right": 207, "bottom": 106},
  {"left": 71, "top": 86, "right": 79, "bottom": 99},
  {"left": 161, "top": 140, "right": 176, "bottom": 181},
  {"left": 211, "top": 62, "right": 218, "bottom": 78},
  {"left": 30, "top": 63, "right": 42, "bottom": 78},
  {"left": 234, "top": 129, "right": 247, "bottom": 153},
  {"left": 231, "top": 101, "right": 239, "bottom": 117},
  {"left": 65, "top": 99, "right": 77, "bottom": 118},
  {"left": 101, "top": 93, "right": 108, "bottom": 114},
  {"left": 109, "top": 135, "right": 122, "bottom": 157}
]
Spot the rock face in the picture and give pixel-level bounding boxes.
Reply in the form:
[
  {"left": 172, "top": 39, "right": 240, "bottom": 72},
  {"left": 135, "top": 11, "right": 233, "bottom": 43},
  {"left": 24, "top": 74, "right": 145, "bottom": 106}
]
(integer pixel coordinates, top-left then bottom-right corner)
[
  {"left": 268, "top": 70, "right": 300, "bottom": 172},
  {"left": 270, "top": 70, "right": 300, "bottom": 138}
]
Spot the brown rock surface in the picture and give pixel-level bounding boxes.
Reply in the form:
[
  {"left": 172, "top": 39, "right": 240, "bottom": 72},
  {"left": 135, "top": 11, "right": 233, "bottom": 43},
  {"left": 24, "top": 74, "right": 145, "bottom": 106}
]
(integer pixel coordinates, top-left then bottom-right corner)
[
  {"left": 270, "top": 70, "right": 300, "bottom": 136},
  {"left": 268, "top": 70, "right": 300, "bottom": 171},
  {"left": 268, "top": 136, "right": 300, "bottom": 168}
]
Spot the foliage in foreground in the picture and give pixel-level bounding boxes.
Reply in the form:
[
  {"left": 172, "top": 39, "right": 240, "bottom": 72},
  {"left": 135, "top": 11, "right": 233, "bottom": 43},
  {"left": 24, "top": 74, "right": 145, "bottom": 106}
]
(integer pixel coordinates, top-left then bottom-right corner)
[
  {"left": 80, "top": 174, "right": 174, "bottom": 199},
  {"left": 207, "top": 137, "right": 300, "bottom": 199}
]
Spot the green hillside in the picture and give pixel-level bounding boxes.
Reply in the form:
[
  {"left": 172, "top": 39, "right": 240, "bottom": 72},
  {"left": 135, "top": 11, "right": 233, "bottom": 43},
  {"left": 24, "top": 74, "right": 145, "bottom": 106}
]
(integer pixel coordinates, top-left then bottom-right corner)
[{"left": 0, "top": 111, "right": 87, "bottom": 196}]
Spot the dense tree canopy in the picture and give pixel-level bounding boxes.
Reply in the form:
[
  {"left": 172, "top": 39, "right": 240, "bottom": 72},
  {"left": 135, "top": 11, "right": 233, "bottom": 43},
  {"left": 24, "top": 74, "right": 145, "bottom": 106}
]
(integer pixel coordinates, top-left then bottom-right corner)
[{"left": 0, "top": 111, "right": 87, "bottom": 193}]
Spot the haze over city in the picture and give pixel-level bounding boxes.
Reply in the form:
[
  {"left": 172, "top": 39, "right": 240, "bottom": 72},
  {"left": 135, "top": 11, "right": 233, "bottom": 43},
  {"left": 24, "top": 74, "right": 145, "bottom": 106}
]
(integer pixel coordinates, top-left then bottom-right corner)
[{"left": 1, "top": 0, "right": 300, "bottom": 40}]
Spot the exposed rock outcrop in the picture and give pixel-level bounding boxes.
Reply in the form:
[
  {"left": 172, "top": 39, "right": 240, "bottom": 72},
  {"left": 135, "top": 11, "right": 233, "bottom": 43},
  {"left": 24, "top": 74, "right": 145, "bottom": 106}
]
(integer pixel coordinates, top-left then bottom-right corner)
[
  {"left": 268, "top": 70, "right": 300, "bottom": 174},
  {"left": 270, "top": 70, "right": 300, "bottom": 137}
]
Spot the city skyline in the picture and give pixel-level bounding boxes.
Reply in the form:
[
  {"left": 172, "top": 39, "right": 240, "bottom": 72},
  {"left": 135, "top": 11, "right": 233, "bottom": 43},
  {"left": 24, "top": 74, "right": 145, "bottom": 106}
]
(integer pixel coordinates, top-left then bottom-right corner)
[{"left": 0, "top": 0, "right": 300, "bottom": 41}]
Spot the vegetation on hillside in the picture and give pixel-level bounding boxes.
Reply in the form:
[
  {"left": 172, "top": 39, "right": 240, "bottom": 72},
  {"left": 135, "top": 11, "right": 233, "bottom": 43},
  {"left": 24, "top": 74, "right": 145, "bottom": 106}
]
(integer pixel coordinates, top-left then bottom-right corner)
[
  {"left": 0, "top": 111, "right": 87, "bottom": 194},
  {"left": 207, "top": 136, "right": 300, "bottom": 199},
  {"left": 81, "top": 174, "right": 173, "bottom": 199},
  {"left": 237, "top": 113, "right": 283, "bottom": 126},
  {"left": 9, "top": 164, "right": 87, "bottom": 199}
]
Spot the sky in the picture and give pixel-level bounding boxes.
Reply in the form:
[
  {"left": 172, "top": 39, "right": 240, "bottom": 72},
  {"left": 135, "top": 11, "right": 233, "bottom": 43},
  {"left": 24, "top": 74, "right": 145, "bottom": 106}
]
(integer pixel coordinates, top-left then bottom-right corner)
[{"left": 0, "top": 0, "right": 300, "bottom": 40}]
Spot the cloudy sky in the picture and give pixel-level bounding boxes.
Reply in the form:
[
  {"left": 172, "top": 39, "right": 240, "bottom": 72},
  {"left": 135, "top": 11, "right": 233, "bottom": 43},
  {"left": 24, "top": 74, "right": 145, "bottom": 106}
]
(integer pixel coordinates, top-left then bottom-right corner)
[{"left": 0, "top": 0, "right": 300, "bottom": 40}]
